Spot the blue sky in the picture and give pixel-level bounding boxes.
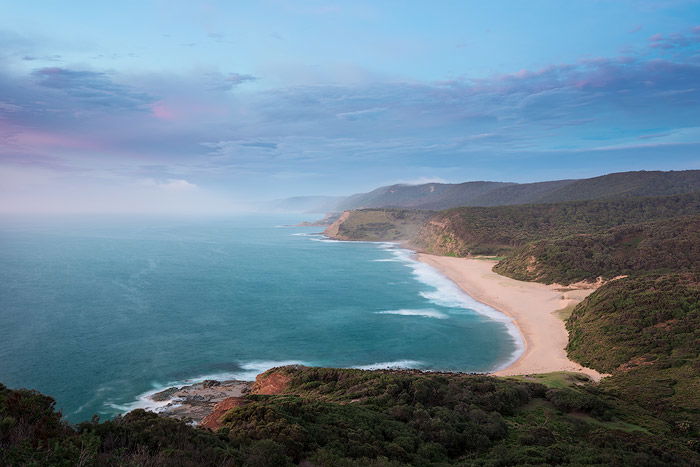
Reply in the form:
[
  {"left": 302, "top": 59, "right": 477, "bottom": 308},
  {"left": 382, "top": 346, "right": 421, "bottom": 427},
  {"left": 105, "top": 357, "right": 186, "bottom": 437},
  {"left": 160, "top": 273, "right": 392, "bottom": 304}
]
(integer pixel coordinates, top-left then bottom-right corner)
[{"left": 1, "top": 0, "right": 700, "bottom": 212}]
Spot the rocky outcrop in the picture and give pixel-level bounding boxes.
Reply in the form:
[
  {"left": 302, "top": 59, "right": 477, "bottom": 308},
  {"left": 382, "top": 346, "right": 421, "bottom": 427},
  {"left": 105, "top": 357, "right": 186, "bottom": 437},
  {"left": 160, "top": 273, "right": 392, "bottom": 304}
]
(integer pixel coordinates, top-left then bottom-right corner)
[
  {"left": 151, "top": 369, "right": 297, "bottom": 429},
  {"left": 149, "top": 379, "right": 251, "bottom": 425},
  {"left": 323, "top": 211, "right": 351, "bottom": 239}
]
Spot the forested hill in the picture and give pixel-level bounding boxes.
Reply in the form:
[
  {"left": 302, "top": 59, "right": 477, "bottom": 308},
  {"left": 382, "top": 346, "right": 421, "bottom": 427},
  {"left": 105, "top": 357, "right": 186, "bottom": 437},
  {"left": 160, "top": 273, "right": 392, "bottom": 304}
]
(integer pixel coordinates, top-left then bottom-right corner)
[
  {"left": 410, "top": 191, "right": 700, "bottom": 256},
  {"left": 493, "top": 215, "right": 700, "bottom": 284},
  {"left": 533, "top": 170, "right": 700, "bottom": 204},
  {"left": 333, "top": 170, "right": 700, "bottom": 211},
  {"left": 336, "top": 180, "right": 521, "bottom": 210},
  {"left": 565, "top": 273, "right": 700, "bottom": 432}
]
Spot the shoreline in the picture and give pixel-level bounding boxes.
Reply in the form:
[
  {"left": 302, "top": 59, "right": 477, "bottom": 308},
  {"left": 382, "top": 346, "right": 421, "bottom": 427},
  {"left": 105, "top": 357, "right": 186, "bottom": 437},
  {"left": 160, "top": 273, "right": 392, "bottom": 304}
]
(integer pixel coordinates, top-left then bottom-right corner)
[
  {"left": 136, "top": 238, "right": 606, "bottom": 424},
  {"left": 416, "top": 253, "right": 607, "bottom": 381},
  {"left": 148, "top": 380, "right": 251, "bottom": 426}
]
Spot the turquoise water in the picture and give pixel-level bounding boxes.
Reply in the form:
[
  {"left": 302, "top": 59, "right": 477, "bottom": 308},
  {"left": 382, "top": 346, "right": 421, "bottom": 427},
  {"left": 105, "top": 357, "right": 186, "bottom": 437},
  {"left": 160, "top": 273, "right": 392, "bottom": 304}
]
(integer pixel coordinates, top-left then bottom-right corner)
[{"left": 0, "top": 215, "right": 520, "bottom": 423}]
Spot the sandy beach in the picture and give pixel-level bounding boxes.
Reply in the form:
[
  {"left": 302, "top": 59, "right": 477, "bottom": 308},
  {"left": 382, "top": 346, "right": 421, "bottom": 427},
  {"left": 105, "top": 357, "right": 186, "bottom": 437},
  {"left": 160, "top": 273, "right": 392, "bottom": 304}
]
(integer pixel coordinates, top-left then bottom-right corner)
[{"left": 417, "top": 254, "right": 607, "bottom": 381}]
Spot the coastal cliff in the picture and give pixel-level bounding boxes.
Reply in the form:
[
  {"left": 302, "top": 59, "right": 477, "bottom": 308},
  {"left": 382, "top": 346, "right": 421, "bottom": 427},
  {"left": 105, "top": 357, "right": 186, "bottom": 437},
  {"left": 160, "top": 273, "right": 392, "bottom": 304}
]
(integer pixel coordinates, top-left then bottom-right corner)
[
  {"left": 411, "top": 213, "right": 482, "bottom": 256},
  {"left": 323, "top": 208, "right": 433, "bottom": 242},
  {"left": 322, "top": 210, "right": 351, "bottom": 239}
]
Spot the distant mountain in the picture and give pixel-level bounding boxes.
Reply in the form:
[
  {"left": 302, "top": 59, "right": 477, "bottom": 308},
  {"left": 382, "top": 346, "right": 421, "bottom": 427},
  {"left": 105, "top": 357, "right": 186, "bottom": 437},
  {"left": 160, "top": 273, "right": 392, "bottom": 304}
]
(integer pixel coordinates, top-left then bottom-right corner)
[
  {"left": 335, "top": 181, "right": 516, "bottom": 211},
  {"left": 269, "top": 170, "right": 700, "bottom": 213},
  {"left": 535, "top": 170, "right": 700, "bottom": 203},
  {"left": 336, "top": 170, "right": 700, "bottom": 211}
]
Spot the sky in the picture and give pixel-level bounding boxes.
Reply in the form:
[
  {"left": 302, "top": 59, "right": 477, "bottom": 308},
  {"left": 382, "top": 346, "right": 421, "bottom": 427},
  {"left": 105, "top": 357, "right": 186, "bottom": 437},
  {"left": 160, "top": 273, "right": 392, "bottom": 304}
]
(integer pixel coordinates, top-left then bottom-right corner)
[{"left": 1, "top": 0, "right": 700, "bottom": 213}]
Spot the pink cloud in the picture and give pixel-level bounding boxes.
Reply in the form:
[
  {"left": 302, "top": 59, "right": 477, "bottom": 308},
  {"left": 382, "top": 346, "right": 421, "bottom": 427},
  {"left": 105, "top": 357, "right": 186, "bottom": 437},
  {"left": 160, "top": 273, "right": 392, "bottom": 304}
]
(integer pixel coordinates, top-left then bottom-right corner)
[{"left": 151, "top": 101, "right": 178, "bottom": 121}]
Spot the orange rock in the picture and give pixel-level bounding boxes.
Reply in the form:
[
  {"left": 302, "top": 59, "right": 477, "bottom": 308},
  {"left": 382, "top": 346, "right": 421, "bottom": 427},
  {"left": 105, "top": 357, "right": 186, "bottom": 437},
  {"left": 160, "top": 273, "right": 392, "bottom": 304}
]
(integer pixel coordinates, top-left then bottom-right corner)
[
  {"left": 200, "top": 397, "right": 247, "bottom": 431},
  {"left": 252, "top": 372, "right": 291, "bottom": 395}
]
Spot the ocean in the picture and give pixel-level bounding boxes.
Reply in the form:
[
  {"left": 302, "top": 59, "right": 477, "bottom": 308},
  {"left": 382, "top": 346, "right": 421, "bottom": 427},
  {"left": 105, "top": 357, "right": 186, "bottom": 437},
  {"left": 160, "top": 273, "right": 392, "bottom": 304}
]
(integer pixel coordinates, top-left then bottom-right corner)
[{"left": 0, "top": 214, "right": 521, "bottom": 423}]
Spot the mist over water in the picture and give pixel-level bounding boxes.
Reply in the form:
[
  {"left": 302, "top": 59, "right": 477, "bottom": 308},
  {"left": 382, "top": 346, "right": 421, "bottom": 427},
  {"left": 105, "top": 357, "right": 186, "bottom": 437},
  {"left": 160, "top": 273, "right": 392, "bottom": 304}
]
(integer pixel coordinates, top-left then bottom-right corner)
[{"left": 0, "top": 215, "right": 518, "bottom": 422}]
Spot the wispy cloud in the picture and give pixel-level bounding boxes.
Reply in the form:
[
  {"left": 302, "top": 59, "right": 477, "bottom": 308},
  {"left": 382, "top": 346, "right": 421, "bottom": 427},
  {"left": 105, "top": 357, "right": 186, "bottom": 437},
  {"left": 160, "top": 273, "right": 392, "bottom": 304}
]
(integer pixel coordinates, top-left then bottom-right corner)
[
  {"left": 1, "top": 21, "right": 700, "bottom": 207},
  {"left": 141, "top": 178, "right": 198, "bottom": 191},
  {"left": 648, "top": 29, "right": 700, "bottom": 49},
  {"left": 32, "top": 67, "right": 153, "bottom": 111}
]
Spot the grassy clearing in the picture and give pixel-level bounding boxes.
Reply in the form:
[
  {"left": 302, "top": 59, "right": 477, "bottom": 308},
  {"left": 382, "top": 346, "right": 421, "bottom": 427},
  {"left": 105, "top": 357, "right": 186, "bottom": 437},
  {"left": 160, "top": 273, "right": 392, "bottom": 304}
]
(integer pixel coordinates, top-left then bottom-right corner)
[
  {"left": 555, "top": 303, "right": 578, "bottom": 321},
  {"left": 502, "top": 371, "right": 592, "bottom": 389}
]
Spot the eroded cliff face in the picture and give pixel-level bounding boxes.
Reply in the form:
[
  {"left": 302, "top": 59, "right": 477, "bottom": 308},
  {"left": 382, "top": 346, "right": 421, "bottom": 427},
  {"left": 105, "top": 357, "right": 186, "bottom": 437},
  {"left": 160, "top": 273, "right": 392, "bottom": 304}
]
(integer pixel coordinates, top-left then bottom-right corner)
[
  {"left": 251, "top": 370, "right": 292, "bottom": 395},
  {"left": 322, "top": 209, "right": 473, "bottom": 256},
  {"left": 323, "top": 211, "right": 351, "bottom": 239},
  {"left": 410, "top": 215, "right": 471, "bottom": 256},
  {"left": 322, "top": 208, "right": 520, "bottom": 256},
  {"left": 200, "top": 397, "right": 247, "bottom": 430}
]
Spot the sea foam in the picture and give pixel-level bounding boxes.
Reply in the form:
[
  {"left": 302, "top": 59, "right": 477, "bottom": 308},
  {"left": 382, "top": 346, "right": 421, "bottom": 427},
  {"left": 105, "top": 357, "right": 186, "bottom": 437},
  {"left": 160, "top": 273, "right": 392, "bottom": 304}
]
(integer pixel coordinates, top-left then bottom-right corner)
[
  {"left": 354, "top": 360, "right": 425, "bottom": 370},
  {"left": 310, "top": 235, "right": 524, "bottom": 371},
  {"left": 111, "top": 360, "right": 307, "bottom": 414},
  {"left": 373, "top": 242, "right": 524, "bottom": 371},
  {"left": 375, "top": 308, "right": 448, "bottom": 319}
]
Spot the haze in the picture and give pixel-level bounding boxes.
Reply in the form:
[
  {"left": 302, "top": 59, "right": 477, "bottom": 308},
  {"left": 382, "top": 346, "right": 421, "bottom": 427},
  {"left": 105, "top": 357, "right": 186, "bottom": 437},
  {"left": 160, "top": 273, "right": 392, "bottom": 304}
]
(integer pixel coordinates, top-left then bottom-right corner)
[{"left": 1, "top": 0, "right": 700, "bottom": 214}]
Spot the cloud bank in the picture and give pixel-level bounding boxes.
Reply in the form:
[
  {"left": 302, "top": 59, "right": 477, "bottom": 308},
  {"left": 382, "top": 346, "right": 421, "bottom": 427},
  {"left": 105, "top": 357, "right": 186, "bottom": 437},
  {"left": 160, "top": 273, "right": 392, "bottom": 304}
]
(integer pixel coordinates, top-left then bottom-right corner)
[{"left": 1, "top": 23, "right": 700, "bottom": 212}]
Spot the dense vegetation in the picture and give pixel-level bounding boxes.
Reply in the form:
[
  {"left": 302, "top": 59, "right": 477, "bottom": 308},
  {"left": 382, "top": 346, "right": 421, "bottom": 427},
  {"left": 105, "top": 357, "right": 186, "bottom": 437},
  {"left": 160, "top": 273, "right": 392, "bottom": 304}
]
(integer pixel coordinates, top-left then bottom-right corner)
[
  {"left": 412, "top": 192, "right": 700, "bottom": 256},
  {"left": 566, "top": 274, "right": 700, "bottom": 432},
  {"left": 3, "top": 366, "right": 700, "bottom": 466},
  {"left": 534, "top": 170, "right": 700, "bottom": 204},
  {"left": 494, "top": 215, "right": 700, "bottom": 284},
  {"left": 0, "top": 383, "right": 236, "bottom": 466},
  {"left": 335, "top": 170, "right": 700, "bottom": 211}
]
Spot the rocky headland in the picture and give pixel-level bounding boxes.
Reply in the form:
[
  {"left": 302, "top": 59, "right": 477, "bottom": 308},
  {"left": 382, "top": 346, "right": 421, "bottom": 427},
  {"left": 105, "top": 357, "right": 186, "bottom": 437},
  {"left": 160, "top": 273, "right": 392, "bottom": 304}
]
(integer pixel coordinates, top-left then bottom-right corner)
[{"left": 149, "top": 379, "right": 251, "bottom": 427}]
